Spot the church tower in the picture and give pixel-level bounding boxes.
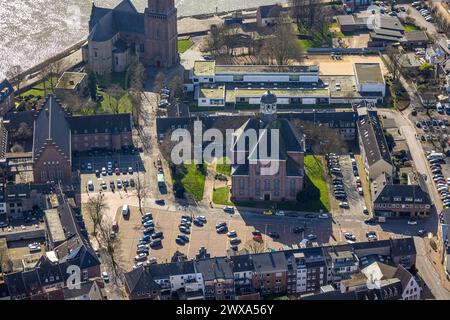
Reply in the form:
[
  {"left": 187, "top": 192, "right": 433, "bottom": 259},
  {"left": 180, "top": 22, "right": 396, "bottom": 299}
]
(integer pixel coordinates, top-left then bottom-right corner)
[
  {"left": 144, "top": 0, "right": 178, "bottom": 68},
  {"left": 260, "top": 91, "right": 277, "bottom": 123}
]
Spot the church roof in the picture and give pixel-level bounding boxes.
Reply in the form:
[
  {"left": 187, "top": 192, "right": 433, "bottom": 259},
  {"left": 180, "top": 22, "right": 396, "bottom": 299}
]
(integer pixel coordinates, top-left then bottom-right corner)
[
  {"left": 89, "top": 0, "right": 145, "bottom": 42},
  {"left": 261, "top": 90, "right": 277, "bottom": 105}
]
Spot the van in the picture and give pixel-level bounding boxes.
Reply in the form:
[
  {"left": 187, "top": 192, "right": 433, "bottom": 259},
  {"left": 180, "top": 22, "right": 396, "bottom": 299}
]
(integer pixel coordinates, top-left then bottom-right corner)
[{"left": 122, "top": 204, "right": 130, "bottom": 218}]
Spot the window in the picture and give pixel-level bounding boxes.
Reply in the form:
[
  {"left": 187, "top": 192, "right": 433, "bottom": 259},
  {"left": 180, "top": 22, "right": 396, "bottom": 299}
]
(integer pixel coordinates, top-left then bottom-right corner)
[
  {"left": 255, "top": 180, "right": 261, "bottom": 196},
  {"left": 393, "top": 196, "right": 402, "bottom": 202},
  {"left": 274, "top": 179, "right": 280, "bottom": 196},
  {"left": 264, "top": 179, "right": 270, "bottom": 191}
]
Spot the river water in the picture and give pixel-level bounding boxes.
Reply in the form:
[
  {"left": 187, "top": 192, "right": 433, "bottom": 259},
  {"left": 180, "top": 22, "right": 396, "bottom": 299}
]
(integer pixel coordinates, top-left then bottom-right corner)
[{"left": 0, "top": 0, "right": 282, "bottom": 79}]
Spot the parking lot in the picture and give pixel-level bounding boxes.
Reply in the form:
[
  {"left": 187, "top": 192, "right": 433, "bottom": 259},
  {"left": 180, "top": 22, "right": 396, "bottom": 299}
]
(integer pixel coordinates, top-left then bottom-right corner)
[
  {"left": 116, "top": 206, "right": 345, "bottom": 270},
  {"left": 328, "top": 154, "right": 368, "bottom": 219}
]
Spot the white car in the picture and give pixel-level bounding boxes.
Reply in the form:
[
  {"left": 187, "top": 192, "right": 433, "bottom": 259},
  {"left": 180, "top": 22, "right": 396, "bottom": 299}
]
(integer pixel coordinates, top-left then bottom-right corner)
[
  {"left": 318, "top": 213, "right": 329, "bottom": 219},
  {"left": 87, "top": 180, "right": 94, "bottom": 191},
  {"left": 339, "top": 202, "right": 349, "bottom": 208},
  {"left": 101, "top": 167, "right": 107, "bottom": 176},
  {"left": 275, "top": 211, "right": 285, "bottom": 216},
  {"left": 133, "top": 262, "right": 144, "bottom": 269},
  {"left": 407, "top": 220, "right": 418, "bottom": 225},
  {"left": 117, "top": 179, "right": 123, "bottom": 188},
  {"left": 363, "top": 206, "right": 369, "bottom": 215},
  {"left": 102, "top": 271, "right": 110, "bottom": 282},
  {"left": 135, "top": 253, "right": 148, "bottom": 261},
  {"left": 357, "top": 187, "right": 364, "bottom": 195}
]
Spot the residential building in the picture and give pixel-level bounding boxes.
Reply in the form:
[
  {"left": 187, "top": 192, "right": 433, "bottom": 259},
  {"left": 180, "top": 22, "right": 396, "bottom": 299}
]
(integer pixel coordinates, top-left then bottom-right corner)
[
  {"left": 0, "top": 79, "right": 14, "bottom": 116},
  {"left": 256, "top": 4, "right": 285, "bottom": 27},
  {"left": 357, "top": 107, "right": 394, "bottom": 181},
  {"left": 426, "top": 43, "right": 446, "bottom": 65},
  {"left": 4, "top": 183, "right": 51, "bottom": 220},
  {"left": 84, "top": 0, "right": 178, "bottom": 75},
  {"left": 124, "top": 266, "right": 161, "bottom": 300},
  {"left": 400, "top": 31, "right": 429, "bottom": 49},
  {"left": 230, "top": 254, "right": 257, "bottom": 298},
  {"left": 251, "top": 252, "right": 287, "bottom": 296},
  {"left": 372, "top": 174, "right": 432, "bottom": 218},
  {"left": 195, "top": 257, "right": 235, "bottom": 300},
  {"left": 63, "top": 280, "right": 104, "bottom": 300},
  {"left": 325, "top": 245, "right": 359, "bottom": 282},
  {"left": 230, "top": 92, "right": 305, "bottom": 202}
]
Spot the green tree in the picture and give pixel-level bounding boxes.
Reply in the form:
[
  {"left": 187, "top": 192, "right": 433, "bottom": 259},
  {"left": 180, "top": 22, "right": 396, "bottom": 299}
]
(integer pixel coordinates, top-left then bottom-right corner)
[{"left": 87, "top": 72, "right": 98, "bottom": 101}]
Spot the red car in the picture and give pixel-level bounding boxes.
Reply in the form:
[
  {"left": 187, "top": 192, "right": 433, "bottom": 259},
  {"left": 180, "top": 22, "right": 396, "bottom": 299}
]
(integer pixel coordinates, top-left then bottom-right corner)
[{"left": 115, "top": 168, "right": 121, "bottom": 175}]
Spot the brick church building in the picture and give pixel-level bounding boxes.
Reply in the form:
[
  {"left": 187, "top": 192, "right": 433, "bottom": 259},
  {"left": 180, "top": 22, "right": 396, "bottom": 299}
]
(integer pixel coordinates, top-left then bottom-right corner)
[
  {"left": 84, "top": 0, "right": 178, "bottom": 75},
  {"left": 32, "top": 95, "right": 132, "bottom": 184},
  {"left": 230, "top": 91, "right": 306, "bottom": 202}
]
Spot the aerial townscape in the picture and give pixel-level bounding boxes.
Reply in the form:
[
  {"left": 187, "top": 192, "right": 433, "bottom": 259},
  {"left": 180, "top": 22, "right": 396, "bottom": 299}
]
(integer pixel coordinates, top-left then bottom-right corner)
[{"left": 3, "top": 0, "right": 450, "bottom": 304}]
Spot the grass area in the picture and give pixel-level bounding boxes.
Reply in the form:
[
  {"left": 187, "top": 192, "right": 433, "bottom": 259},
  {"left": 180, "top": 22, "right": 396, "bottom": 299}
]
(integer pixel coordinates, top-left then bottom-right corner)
[
  {"left": 297, "top": 25, "right": 333, "bottom": 53},
  {"left": 215, "top": 157, "right": 231, "bottom": 176},
  {"left": 181, "top": 163, "right": 206, "bottom": 201},
  {"left": 97, "top": 72, "right": 128, "bottom": 89},
  {"left": 300, "top": 155, "right": 331, "bottom": 212},
  {"left": 178, "top": 38, "right": 194, "bottom": 54},
  {"left": 19, "top": 76, "right": 58, "bottom": 98},
  {"left": 404, "top": 24, "right": 420, "bottom": 32},
  {"left": 213, "top": 187, "right": 233, "bottom": 205},
  {"left": 329, "top": 21, "right": 345, "bottom": 39}
]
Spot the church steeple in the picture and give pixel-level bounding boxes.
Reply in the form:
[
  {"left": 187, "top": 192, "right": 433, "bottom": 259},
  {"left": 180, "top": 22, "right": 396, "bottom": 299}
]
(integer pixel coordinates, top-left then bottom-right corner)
[{"left": 148, "top": 0, "right": 175, "bottom": 13}]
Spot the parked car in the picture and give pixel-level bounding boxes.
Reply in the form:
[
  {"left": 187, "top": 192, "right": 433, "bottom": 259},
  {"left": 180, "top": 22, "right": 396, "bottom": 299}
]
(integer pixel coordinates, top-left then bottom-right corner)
[
  {"left": 306, "top": 234, "right": 317, "bottom": 241},
  {"left": 150, "top": 239, "right": 162, "bottom": 248},
  {"left": 345, "top": 232, "right": 356, "bottom": 241},
  {"left": 135, "top": 253, "right": 148, "bottom": 261},
  {"left": 318, "top": 213, "right": 329, "bottom": 219},
  {"left": 268, "top": 232, "right": 280, "bottom": 239},
  {"left": 339, "top": 202, "right": 349, "bottom": 208},
  {"left": 102, "top": 271, "right": 110, "bottom": 282},
  {"left": 293, "top": 227, "right": 305, "bottom": 234},
  {"left": 227, "top": 230, "right": 237, "bottom": 238},
  {"left": 229, "top": 238, "right": 241, "bottom": 245}
]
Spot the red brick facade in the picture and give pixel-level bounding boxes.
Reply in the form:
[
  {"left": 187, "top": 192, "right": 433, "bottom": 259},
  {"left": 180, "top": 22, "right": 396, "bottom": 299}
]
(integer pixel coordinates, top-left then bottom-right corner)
[
  {"left": 72, "top": 132, "right": 132, "bottom": 152},
  {"left": 33, "top": 143, "right": 72, "bottom": 184}
]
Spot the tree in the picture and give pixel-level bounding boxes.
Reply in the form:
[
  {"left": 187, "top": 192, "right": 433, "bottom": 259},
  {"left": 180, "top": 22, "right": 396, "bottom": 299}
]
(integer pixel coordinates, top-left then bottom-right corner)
[
  {"left": 154, "top": 72, "right": 165, "bottom": 97},
  {"left": 106, "top": 85, "right": 125, "bottom": 114},
  {"left": 87, "top": 72, "right": 98, "bottom": 101},
  {"left": 419, "top": 62, "right": 434, "bottom": 78},
  {"left": 48, "top": 60, "right": 64, "bottom": 90},
  {"left": 385, "top": 45, "right": 402, "bottom": 82},
  {"left": 134, "top": 171, "right": 149, "bottom": 216},
  {"left": 262, "top": 23, "right": 301, "bottom": 65},
  {"left": 169, "top": 74, "right": 184, "bottom": 100},
  {"left": 6, "top": 65, "right": 24, "bottom": 92},
  {"left": 11, "top": 122, "right": 33, "bottom": 140},
  {"left": 97, "top": 219, "right": 122, "bottom": 282},
  {"left": 289, "top": 0, "right": 325, "bottom": 31},
  {"left": 244, "top": 239, "right": 266, "bottom": 254},
  {"left": 128, "top": 56, "right": 146, "bottom": 93},
  {"left": 205, "top": 24, "right": 226, "bottom": 56},
  {"left": 86, "top": 193, "right": 109, "bottom": 237},
  {"left": 128, "top": 90, "right": 144, "bottom": 128},
  {"left": 291, "top": 119, "right": 347, "bottom": 155}
]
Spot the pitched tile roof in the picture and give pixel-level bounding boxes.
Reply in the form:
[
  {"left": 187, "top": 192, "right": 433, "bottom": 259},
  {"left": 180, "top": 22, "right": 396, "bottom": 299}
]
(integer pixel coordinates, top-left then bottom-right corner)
[
  {"left": 195, "top": 257, "right": 234, "bottom": 281},
  {"left": 124, "top": 267, "right": 161, "bottom": 295},
  {"left": 373, "top": 182, "right": 431, "bottom": 205},
  {"left": 5, "top": 272, "right": 27, "bottom": 297},
  {"left": 89, "top": 0, "right": 145, "bottom": 42},
  {"left": 251, "top": 252, "right": 287, "bottom": 273},
  {"left": 32, "top": 95, "right": 71, "bottom": 162},
  {"left": 66, "top": 113, "right": 132, "bottom": 135}
]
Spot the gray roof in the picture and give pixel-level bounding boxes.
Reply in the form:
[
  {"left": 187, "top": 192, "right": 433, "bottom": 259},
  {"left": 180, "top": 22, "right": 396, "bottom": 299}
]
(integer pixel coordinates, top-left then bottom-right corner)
[
  {"left": 63, "top": 280, "right": 99, "bottom": 299},
  {"left": 230, "top": 255, "right": 255, "bottom": 273},
  {"left": 390, "top": 238, "right": 416, "bottom": 257},
  {"left": 5, "top": 272, "right": 27, "bottom": 297},
  {"left": 124, "top": 267, "right": 160, "bottom": 295},
  {"left": 33, "top": 95, "right": 71, "bottom": 162},
  {"left": 66, "top": 113, "right": 132, "bottom": 135},
  {"left": 377, "top": 16, "right": 404, "bottom": 32},
  {"left": 148, "top": 261, "right": 196, "bottom": 279},
  {"left": 89, "top": 0, "right": 145, "bottom": 42},
  {"left": 373, "top": 183, "right": 431, "bottom": 205},
  {"left": 195, "top": 257, "right": 234, "bottom": 281},
  {"left": 358, "top": 110, "right": 392, "bottom": 167},
  {"left": 258, "top": 4, "right": 283, "bottom": 19},
  {"left": 402, "top": 31, "right": 429, "bottom": 43},
  {"left": 251, "top": 252, "right": 287, "bottom": 273}
]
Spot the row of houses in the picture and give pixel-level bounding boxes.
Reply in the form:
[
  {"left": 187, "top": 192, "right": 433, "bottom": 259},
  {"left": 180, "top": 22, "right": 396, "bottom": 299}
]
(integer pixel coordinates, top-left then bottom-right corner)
[
  {"left": 124, "top": 238, "right": 418, "bottom": 300},
  {"left": 356, "top": 106, "right": 433, "bottom": 218}
]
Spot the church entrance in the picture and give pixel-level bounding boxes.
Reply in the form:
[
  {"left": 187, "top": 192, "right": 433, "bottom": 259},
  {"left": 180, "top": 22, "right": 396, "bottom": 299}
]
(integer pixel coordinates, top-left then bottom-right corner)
[{"left": 264, "top": 194, "right": 271, "bottom": 201}]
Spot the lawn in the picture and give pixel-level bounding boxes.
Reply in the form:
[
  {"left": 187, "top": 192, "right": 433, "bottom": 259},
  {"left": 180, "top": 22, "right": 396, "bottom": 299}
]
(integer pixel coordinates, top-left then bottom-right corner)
[
  {"left": 297, "top": 27, "right": 333, "bottom": 53},
  {"left": 213, "top": 187, "right": 233, "bottom": 205},
  {"left": 181, "top": 163, "right": 206, "bottom": 201},
  {"left": 19, "top": 76, "right": 58, "bottom": 98},
  {"left": 215, "top": 157, "right": 231, "bottom": 176},
  {"left": 97, "top": 72, "right": 128, "bottom": 90},
  {"left": 300, "top": 155, "right": 331, "bottom": 212},
  {"left": 404, "top": 24, "right": 420, "bottom": 32},
  {"left": 297, "top": 39, "right": 313, "bottom": 53},
  {"left": 178, "top": 38, "right": 193, "bottom": 54}
]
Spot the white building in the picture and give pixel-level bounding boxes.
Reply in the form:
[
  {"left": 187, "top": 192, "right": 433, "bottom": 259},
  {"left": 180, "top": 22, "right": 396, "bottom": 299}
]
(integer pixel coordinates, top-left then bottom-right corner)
[{"left": 190, "top": 61, "right": 386, "bottom": 107}]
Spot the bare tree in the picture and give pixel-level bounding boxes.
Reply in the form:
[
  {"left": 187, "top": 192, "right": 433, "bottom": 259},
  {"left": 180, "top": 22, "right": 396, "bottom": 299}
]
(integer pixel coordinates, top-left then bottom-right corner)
[
  {"left": 48, "top": 60, "right": 64, "bottom": 91},
  {"left": 97, "top": 219, "right": 122, "bottom": 282},
  {"left": 205, "top": 24, "right": 226, "bottom": 56},
  {"left": 86, "top": 193, "right": 109, "bottom": 237},
  {"left": 169, "top": 74, "right": 184, "bottom": 100},
  {"left": 262, "top": 23, "right": 301, "bottom": 65},
  {"left": 128, "top": 90, "right": 144, "bottom": 128},
  {"left": 106, "top": 85, "right": 125, "bottom": 114},
  {"left": 244, "top": 239, "right": 266, "bottom": 254},
  {"left": 6, "top": 65, "right": 24, "bottom": 92},
  {"left": 291, "top": 119, "right": 347, "bottom": 155},
  {"left": 385, "top": 45, "right": 402, "bottom": 82},
  {"left": 134, "top": 171, "right": 149, "bottom": 216},
  {"left": 154, "top": 72, "right": 165, "bottom": 96}
]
